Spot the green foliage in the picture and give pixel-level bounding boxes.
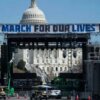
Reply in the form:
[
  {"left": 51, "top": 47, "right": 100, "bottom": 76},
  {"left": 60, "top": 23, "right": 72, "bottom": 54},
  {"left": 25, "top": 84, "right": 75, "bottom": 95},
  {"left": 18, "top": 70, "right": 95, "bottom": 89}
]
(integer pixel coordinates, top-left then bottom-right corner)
[
  {"left": 17, "top": 59, "right": 26, "bottom": 71},
  {"left": 51, "top": 77, "right": 84, "bottom": 91}
]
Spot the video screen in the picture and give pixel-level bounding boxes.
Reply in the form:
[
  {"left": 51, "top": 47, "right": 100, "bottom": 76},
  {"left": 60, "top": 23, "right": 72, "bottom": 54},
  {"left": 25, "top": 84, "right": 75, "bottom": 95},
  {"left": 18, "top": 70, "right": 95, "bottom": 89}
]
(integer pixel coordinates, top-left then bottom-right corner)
[{"left": 13, "top": 48, "right": 83, "bottom": 77}]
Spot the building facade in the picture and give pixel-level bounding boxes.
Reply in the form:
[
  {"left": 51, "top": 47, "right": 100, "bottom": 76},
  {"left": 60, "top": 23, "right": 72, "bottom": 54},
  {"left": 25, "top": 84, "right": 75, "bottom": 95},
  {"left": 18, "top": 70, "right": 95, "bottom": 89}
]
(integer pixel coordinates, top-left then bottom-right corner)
[{"left": 86, "top": 43, "right": 100, "bottom": 96}]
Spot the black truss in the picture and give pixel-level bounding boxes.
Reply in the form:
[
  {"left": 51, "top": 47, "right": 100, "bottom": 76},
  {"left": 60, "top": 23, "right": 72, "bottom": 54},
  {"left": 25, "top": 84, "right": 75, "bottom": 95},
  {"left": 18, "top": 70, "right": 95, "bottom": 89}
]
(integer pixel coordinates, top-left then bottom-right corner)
[
  {"left": 7, "top": 33, "right": 90, "bottom": 49},
  {"left": 0, "top": 33, "right": 90, "bottom": 85},
  {"left": 7, "top": 33, "right": 90, "bottom": 41}
]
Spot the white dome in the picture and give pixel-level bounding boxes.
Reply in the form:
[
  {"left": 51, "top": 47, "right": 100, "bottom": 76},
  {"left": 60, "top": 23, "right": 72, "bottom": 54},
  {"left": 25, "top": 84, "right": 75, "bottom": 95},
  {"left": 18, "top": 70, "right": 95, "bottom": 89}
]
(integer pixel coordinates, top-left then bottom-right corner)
[{"left": 20, "top": 0, "right": 47, "bottom": 24}]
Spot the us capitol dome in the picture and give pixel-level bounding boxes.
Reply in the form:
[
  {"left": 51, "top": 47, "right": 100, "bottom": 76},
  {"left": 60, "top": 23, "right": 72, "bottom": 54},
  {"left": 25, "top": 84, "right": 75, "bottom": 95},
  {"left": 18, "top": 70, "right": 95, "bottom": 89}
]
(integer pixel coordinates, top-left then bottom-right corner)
[{"left": 20, "top": 0, "right": 47, "bottom": 24}]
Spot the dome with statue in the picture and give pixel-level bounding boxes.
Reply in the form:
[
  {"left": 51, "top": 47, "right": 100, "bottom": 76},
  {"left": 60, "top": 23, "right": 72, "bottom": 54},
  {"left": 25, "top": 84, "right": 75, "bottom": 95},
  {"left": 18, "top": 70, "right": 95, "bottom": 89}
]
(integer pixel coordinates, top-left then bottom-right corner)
[{"left": 20, "top": 0, "right": 47, "bottom": 24}]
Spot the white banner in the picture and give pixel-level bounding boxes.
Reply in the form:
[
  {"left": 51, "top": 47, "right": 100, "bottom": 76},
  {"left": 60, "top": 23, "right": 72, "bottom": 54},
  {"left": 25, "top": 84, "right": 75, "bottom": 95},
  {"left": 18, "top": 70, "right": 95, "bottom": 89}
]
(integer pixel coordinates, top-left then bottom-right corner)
[
  {"left": 0, "top": 24, "right": 69, "bottom": 33},
  {"left": 70, "top": 24, "right": 99, "bottom": 33},
  {"left": 0, "top": 24, "right": 99, "bottom": 34}
]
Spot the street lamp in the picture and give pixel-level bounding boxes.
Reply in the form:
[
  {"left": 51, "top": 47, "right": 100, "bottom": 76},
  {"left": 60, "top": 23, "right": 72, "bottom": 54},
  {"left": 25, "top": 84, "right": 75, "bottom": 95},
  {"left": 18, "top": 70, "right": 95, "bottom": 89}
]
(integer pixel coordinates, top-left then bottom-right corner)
[
  {"left": 7, "top": 51, "right": 17, "bottom": 96},
  {"left": 7, "top": 53, "right": 14, "bottom": 88}
]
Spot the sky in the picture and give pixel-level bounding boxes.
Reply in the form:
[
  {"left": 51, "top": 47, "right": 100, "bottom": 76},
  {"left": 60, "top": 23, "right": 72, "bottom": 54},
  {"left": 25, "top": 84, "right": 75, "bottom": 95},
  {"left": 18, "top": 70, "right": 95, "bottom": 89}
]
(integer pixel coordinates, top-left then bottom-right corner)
[
  {"left": 0, "top": 0, "right": 100, "bottom": 42},
  {"left": 0, "top": 0, "right": 100, "bottom": 23}
]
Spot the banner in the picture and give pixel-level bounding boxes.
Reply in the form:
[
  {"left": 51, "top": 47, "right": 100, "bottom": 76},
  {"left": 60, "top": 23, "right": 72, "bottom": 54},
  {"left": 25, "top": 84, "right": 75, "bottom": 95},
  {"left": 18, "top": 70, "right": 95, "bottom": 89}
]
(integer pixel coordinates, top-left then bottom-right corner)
[
  {"left": 70, "top": 24, "right": 99, "bottom": 33},
  {"left": 0, "top": 24, "right": 99, "bottom": 34}
]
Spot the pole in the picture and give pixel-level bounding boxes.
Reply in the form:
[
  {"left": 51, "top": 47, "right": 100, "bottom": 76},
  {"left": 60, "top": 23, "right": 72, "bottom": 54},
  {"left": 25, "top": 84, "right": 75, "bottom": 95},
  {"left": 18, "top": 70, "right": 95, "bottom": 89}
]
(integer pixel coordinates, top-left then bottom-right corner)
[{"left": 7, "top": 53, "right": 14, "bottom": 95}]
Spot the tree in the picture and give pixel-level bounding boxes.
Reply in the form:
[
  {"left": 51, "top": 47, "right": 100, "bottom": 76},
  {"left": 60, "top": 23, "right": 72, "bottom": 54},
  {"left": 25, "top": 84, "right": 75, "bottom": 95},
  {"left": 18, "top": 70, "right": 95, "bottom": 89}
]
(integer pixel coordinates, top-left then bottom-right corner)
[
  {"left": 51, "top": 77, "right": 65, "bottom": 85},
  {"left": 17, "top": 59, "right": 26, "bottom": 71}
]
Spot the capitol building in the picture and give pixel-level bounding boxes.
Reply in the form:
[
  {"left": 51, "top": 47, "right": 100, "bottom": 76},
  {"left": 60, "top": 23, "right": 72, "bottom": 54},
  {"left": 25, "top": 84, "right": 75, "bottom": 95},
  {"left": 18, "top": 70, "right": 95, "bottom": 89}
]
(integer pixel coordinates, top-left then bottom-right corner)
[{"left": 14, "top": 0, "right": 82, "bottom": 81}]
